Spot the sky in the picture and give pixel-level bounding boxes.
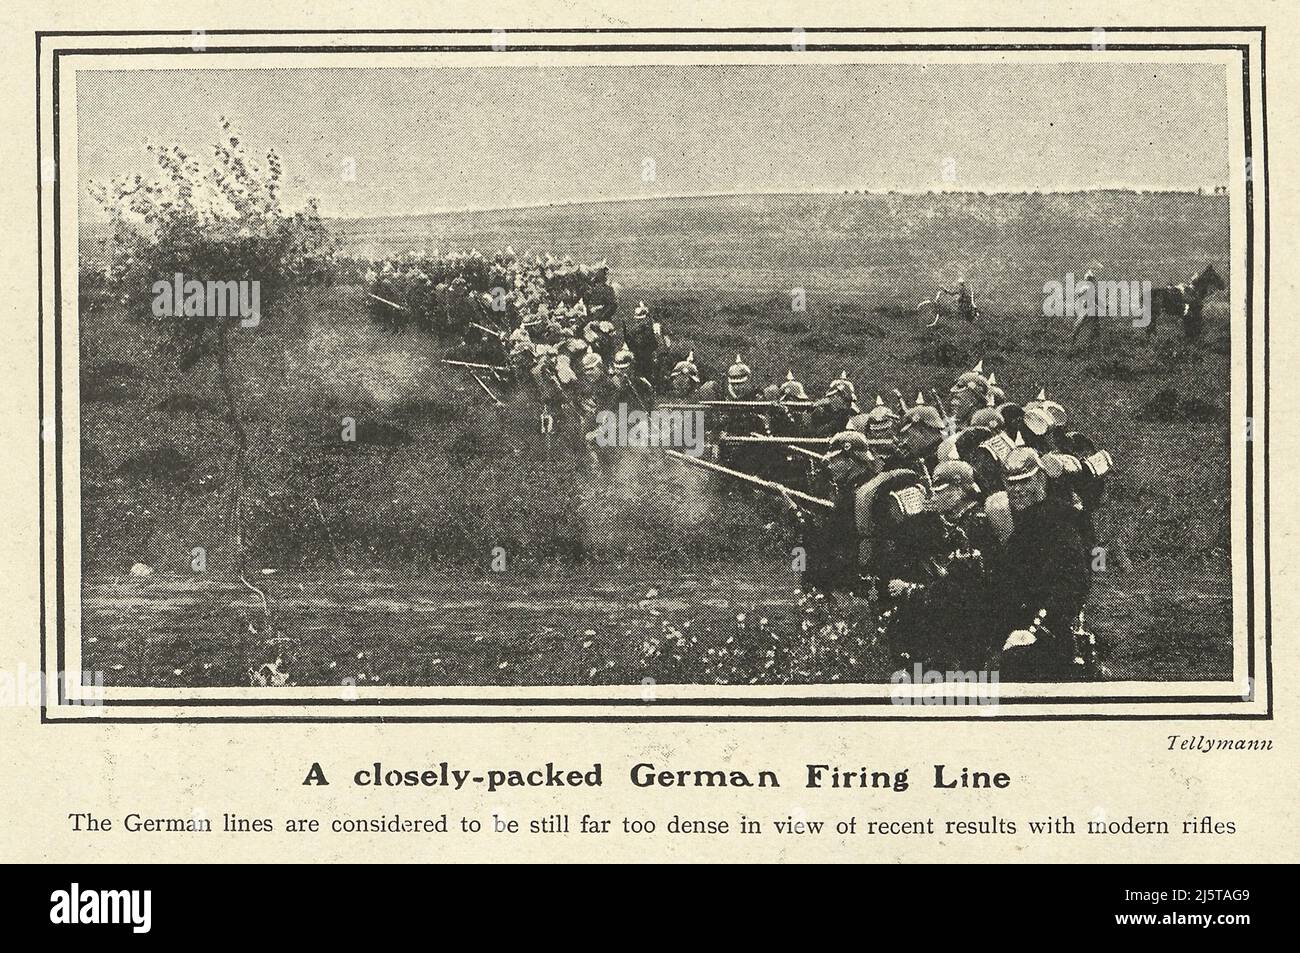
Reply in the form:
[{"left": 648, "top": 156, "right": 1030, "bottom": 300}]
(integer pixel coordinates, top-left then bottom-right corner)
[{"left": 76, "top": 62, "right": 1231, "bottom": 220}]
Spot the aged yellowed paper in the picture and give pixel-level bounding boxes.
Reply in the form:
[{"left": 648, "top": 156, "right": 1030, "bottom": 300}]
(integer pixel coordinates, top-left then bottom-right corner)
[{"left": 1, "top": 1, "right": 1296, "bottom": 864}]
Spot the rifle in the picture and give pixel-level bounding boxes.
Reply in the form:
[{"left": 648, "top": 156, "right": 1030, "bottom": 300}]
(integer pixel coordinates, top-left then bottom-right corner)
[
  {"left": 368, "top": 292, "right": 407, "bottom": 312},
  {"left": 441, "top": 359, "right": 508, "bottom": 373},
  {"left": 468, "top": 370, "right": 505, "bottom": 406},
  {"left": 472, "top": 322, "right": 507, "bottom": 339},
  {"left": 930, "top": 389, "right": 951, "bottom": 424},
  {"left": 659, "top": 400, "right": 814, "bottom": 411},
  {"left": 719, "top": 434, "right": 893, "bottom": 447},
  {"left": 664, "top": 449, "right": 833, "bottom": 510}
]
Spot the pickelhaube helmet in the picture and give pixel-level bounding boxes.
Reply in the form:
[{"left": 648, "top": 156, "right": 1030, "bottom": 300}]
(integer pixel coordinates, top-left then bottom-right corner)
[
  {"left": 1021, "top": 405, "right": 1055, "bottom": 437},
  {"left": 951, "top": 360, "right": 991, "bottom": 400},
  {"left": 612, "top": 347, "right": 635, "bottom": 372},
  {"left": 779, "top": 370, "right": 808, "bottom": 401},
  {"left": 899, "top": 402, "right": 946, "bottom": 434},
  {"left": 969, "top": 406, "right": 1005, "bottom": 431},
  {"left": 1002, "top": 445, "right": 1044, "bottom": 483},
  {"left": 825, "top": 372, "right": 856, "bottom": 402},
  {"left": 931, "top": 459, "right": 979, "bottom": 495},
  {"left": 827, "top": 429, "right": 878, "bottom": 464},
  {"left": 580, "top": 352, "right": 604, "bottom": 374},
  {"left": 865, "top": 394, "right": 900, "bottom": 432},
  {"left": 727, "top": 354, "right": 752, "bottom": 385},
  {"left": 1025, "top": 387, "right": 1068, "bottom": 427},
  {"left": 671, "top": 351, "right": 701, "bottom": 383}
]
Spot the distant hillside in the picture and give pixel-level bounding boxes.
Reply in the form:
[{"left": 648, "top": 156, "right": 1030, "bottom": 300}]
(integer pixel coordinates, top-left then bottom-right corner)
[
  {"left": 80, "top": 190, "right": 1229, "bottom": 314},
  {"left": 326, "top": 190, "right": 1229, "bottom": 309}
]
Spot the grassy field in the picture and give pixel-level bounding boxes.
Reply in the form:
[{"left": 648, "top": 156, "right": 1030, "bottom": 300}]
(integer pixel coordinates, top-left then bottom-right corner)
[{"left": 78, "top": 190, "right": 1232, "bottom": 687}]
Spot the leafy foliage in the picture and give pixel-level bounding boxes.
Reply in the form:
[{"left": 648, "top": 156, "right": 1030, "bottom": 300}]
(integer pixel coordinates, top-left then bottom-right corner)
[{"left": 88, "top": 117, "right": 334, "bottom": 333}]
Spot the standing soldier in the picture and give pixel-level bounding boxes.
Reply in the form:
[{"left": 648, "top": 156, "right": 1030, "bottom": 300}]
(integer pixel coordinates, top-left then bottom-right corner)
[
  {"left": 582, "top": 319, "right": 618, "bottom": 363},
  {"left": 532, "top": 345, "right": 572, "bottom": 436},
  {"left": 863, "top": 468, "right": 950, "bottom": 665},
  {"left": 853, "top": 395, "right": 900, "bottom": 443},
  {"left": 906, "top": 459, "right": 997, "bottom": 668},
  {"left": 893, "top": 395, "right": 947, "bottom": 481},
  {"left": 771, "top": 371, "right": 811, "bottom": 436},
  {"left": 507, "top": 338, "right": 538, "bottom": 395},
  {"left": 667, "top": 351, "right": 704, "bottom": 401},
  {"left": 810, "top": 373, "right": 860, "bottom": 436},
  {"left": 584, "top": 260, "right": 619, "bottom": 325},
  {"left": 608, "top": 346, "right": 655, "bottom": 414},
  {"left": 1069, "top": 269, "right": 1102, "bottom": 351},
  {"left": 789, "top": 430, "right": 882, "bottom": 597},
  {"left": 370, "top": 262, "right": 403, "bottom": 333},
  {"left": 622, "top": 300, "right": 663, "bottom": 382},
  {"left": 700, "top": 355, "right": 767, "bottom": 471},
  {"left": 986, "top": 446, "right": 1092, "bottom": 681}
]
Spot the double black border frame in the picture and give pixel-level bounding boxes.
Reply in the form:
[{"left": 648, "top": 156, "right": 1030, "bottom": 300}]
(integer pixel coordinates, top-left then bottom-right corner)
[{"left": 36, "top": 27, "right": 1272, "bottom": 722}]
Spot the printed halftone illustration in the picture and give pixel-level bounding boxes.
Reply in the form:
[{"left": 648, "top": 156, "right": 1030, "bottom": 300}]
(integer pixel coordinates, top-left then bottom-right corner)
[{"left": 76, "top": 61, "right": 1232, "bottom": 688}]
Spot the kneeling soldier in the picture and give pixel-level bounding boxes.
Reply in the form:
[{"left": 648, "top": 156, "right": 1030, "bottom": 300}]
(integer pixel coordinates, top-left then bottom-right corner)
[{"left": 986, "top": 446, "right": 1092, "bottom": 681}]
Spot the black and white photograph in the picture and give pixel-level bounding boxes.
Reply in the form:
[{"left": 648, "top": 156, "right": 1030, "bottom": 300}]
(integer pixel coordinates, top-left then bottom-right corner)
[{"left": 43, "top": 28, "right": 1266, "bottom": 719}]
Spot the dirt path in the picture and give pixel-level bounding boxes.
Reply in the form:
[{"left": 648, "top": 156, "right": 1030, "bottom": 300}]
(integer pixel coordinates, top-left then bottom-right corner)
[{"left": 79, "top": 569, "right": 1231, "bottom": 688}]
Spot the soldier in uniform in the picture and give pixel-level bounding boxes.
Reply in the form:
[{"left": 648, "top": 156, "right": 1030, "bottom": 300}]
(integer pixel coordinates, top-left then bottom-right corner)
[
  {"left": 584, "top": 260, "right": 619, "bottom": 325},
  {"left": 938, "top": 276, "right": 978, "bottom": 323},
  {"left": 705, "top": 355, "right": 767, "bottom": 472},
  {"left": 622, "top": 301, "right": 662, "bottom": 381},
  {"left": 892, "top": 396, "right": 947, "bottom": 481},
  {"left": 531, "top": 345, "right": 576, "bottom": 436},
  {"left": 910, "top": 459, "right": 998, "bottom": 668},
  {"left": 1069, "top": 269, "right": 1101, "bottom": 351},
  {"left": 809, "top": 373, "right": 860, "bottom": 436},
  {"left": 582, "top": 319, "right": 618, "bottom": 363},
  {"left": 856, "top": 395, "right": 900, "bottom": 443},
  {"left": 445, "top": 277, "right": 476, "bottom": 340},
  {"left": 404, "top": 268, "right": 434, "bottom": 333},
  {"left": 863, "top": 467, "right": 950, "bottom": 665},
  {"left": 770, "top": 371, "right": 811, "bottom": 437},
  {"left": 986, "top": 446, "right": 1092, "bottom": 681},
  {"left": 948, "top": 363, "right": 991, "bottom": 429},
  {"left": 790, "top": 430, "right": 882, "bottom": 597},
  {"left": 607, "top": 346, "right": 655, "bottom": 414},
  {"left": 369, "top": 263, "right": 404, "bottom": 333},
  {"left": 667, "top": 351, "right": 704, "bottom": 401}
]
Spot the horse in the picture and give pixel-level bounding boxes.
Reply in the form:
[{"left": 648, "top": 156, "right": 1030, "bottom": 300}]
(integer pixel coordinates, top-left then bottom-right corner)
[{"left": 1147, "top": 264, "right": 1225, "bottom": 340}]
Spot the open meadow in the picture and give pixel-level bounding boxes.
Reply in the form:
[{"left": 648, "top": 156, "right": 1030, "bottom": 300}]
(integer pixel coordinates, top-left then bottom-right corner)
[{"left": 78, "top": 190, "right": 1232, "bottom": 686}]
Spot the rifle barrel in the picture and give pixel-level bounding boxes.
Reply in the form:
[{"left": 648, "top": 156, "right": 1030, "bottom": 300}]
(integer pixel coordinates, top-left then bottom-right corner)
[
  {"left": 664, "top": 449, "right": 833, "bottom": 509},
  {"left": 367, "top": 292, "right": 407, "bottom": 311},
  {"left": 441, "top": 359, "right": 508, "bottom": 372},
  {"left": 719, "top": 434, "right": 893, "bottom": 447},
  {"left": 658, "top": 400, "right": 813, "bottom": 410}
]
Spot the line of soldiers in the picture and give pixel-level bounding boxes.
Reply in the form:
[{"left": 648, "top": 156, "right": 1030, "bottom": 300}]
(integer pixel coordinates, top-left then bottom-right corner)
[
  {"left": 784, "top": 364, "right": 1113, "bottom": 682},
  {"left": 365, "top": 248, "right": 625, "bottom": 353},
  {"left": 478, "top": 308, "right": 1112, "bottom": 681},
  {"left": 369, "top": 251, "right": 1112, "bottom": 681}
]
